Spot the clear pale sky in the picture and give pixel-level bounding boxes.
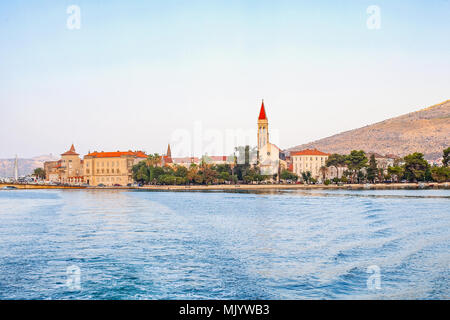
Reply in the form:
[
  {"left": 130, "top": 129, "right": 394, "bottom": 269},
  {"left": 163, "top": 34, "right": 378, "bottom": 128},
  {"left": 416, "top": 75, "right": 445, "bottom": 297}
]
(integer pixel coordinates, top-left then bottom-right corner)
[{"left": 1, "top": 0, "right": 449, "bottom": 158}]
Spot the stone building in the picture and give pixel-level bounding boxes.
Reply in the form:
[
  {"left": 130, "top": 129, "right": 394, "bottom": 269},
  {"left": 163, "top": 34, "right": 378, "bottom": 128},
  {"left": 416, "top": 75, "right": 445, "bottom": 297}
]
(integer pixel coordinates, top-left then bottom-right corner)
[
  {"left": 83, "top": 150, "right": 147, "bottom": 186},
  {"left": 291, "top": 149, "right": 330, "bottom": 181},
  {"left": 256, "top": 100, "right": 286, "bottom": 178},
  {"left": 44, "top": 144, "right": 83, "bottom": 184}
]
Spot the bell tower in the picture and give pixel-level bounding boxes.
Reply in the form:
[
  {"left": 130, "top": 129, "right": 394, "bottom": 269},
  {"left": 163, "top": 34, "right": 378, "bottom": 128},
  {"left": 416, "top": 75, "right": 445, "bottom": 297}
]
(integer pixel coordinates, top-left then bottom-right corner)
[{"left": 257, "top": 99, "right": 269, "bottom": 153}]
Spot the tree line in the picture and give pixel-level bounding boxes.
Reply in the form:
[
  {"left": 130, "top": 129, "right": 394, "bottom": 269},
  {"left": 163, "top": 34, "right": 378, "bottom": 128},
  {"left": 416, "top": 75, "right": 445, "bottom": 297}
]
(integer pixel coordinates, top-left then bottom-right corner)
[
  {"left": 132, "top": 147, "right": 273, "bottom": 185},
  {"left": 324, "top": 147, "right": 450, "bottom": 184}
]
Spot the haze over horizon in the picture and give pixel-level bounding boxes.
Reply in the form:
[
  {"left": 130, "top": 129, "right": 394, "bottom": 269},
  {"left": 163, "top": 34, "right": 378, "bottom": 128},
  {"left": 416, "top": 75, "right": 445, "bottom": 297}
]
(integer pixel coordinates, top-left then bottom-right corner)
[{"left": 1, "top": 0, "right": 449, "bottom": 158}]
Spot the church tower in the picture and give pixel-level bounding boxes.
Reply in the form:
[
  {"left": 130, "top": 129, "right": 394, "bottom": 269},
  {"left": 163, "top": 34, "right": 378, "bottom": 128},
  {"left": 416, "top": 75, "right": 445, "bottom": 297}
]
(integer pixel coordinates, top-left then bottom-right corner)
[
  {"left": 257, "top": 99, "right": 269, "bottom": 153},
  {"left": 166, "top": 143, "right": 172, "bottom": 158}
]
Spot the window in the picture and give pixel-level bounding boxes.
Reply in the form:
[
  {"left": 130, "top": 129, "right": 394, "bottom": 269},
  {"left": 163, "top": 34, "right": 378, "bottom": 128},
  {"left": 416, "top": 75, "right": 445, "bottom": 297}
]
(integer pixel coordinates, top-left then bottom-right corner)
[
  {"left": 102, "top": 169, "right": 104, "bottom": 174},
  {"left": 106, "top": 169, "right": 109, "bottom": 174},
  {"left": 96, "top": 169, "right": 99, "bottom": 174}
]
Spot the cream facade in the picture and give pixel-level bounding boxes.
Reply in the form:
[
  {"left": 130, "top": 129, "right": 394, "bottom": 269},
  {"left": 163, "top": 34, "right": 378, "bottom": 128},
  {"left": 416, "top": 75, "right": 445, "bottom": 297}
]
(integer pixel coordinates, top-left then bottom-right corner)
[
  {"left": 292, "top": 149, "right": 330, "bottom": 180},
  {"left": 83, "top": 151, "right": 147, "bottom": 186},
  {"left": 44, "top": 144, "right": 83, "bottom": 184}
]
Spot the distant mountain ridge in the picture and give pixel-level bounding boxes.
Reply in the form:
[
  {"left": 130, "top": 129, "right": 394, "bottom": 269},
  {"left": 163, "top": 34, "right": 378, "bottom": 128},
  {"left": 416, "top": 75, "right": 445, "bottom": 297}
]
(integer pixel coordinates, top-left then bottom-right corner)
[
  {"left": 288, "top": 100, "right": 450, "bottom": 160},
  {"left": 0, "top": 154, "right": 58, "bottom": 177}
]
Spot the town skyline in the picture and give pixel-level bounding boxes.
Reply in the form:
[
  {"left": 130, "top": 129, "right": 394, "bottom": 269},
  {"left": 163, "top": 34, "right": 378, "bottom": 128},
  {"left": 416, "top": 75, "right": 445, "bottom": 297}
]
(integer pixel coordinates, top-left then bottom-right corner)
[{"left": 1, "top": 1, "right": 450, "bottom": 158}]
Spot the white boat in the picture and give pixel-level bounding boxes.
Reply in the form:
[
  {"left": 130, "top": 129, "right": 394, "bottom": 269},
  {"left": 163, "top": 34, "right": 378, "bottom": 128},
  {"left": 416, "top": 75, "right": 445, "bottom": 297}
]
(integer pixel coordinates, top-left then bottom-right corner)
[{"left": 2, "top": 186, "right": 18, "bottom": 190}]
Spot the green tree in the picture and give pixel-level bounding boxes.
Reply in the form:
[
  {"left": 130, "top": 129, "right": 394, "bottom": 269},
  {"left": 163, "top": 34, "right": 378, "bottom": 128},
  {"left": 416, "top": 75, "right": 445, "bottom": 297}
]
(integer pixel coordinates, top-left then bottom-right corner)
[
  {"left": 387, "top": 166, "right": 404, "bottom": 183},
  {"left": 132, "top": 161, "right": 150, "bottom": 184},
  {"left": 366, "top": 154, "right": 378, "bottom": 183},
  {"left": 280, "top": 170, "right": 298, "bottom": 182},
  {"left": 174, "top": 165, "right": 188, "bottom": 178},
  {"left": 430, "top": 166, "right": 450, "bottom": 182},
  {"left": 146, "top": 153, "right": 161, "bottom": 167},
  {"left": 319, "top": 166, "right": 328, "bottom": 182},
  {"left": 301, "top": 171, "right": 312, "bottom": 184},
  {"left": 33, "top": 168, "right": 46, "bottom": 180},
  {"left": 443, "top": 147, "right": 450, "bottom": 167},
  {"left": 326, "top": 153, "right": 346, "bottom": 178},
  {"left": 403, "top": 152, "right": 430, "bottom": 182},
  {"left": 203, "top": 167, "right": 218, "bottom": 185},
  {"left": 345, "top": 150, "right": 368, "bottom": 183}
]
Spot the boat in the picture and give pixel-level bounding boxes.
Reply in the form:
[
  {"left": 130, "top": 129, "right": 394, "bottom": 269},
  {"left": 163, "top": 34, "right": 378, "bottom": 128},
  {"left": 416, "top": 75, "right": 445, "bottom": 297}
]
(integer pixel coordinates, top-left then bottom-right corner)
[{"left": 2, "top": 186, "right": 18, "bottom": 190}]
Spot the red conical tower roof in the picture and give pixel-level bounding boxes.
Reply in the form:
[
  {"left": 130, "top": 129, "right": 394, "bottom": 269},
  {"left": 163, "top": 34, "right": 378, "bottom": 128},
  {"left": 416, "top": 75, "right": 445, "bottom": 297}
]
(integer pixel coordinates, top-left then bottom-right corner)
[
  {"left": 61, "top": 144, "right": 79, "bottom": 156},
  {"left": 258, "top": 99, "right": 267, "bottom": 120}
]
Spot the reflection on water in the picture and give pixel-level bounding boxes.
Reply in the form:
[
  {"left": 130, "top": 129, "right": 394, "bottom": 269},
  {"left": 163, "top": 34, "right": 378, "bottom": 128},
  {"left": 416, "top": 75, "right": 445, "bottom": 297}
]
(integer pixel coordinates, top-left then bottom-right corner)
[{"left": 0, "top": 189, "right": 449, "bottom": 299}]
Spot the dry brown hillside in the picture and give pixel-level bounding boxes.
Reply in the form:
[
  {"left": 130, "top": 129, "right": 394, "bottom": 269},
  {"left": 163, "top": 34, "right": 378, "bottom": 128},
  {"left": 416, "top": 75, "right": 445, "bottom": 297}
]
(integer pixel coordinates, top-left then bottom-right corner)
[{"left": 288, "top": 100, "right": 450, "bottom": 160}]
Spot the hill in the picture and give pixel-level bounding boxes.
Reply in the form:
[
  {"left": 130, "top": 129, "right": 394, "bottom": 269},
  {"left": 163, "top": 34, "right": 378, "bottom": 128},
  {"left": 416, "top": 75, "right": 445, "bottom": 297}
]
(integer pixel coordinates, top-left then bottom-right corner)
[
  {"left": 288, "top": 100, "right": 450, "bottom": 160},
  {"left": 0, "top": 154, "right": 58, "bottom": 178}
]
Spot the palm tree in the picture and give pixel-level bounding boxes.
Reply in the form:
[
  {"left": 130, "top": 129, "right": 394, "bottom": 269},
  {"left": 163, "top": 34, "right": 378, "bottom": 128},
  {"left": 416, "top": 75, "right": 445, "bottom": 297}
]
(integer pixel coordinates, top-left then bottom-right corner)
[
  {"left": 319, "top": 166, "right": 328, "bottom": 182},
  {"left": 146, "top": 153, "right": 161, "bottom": 167}
]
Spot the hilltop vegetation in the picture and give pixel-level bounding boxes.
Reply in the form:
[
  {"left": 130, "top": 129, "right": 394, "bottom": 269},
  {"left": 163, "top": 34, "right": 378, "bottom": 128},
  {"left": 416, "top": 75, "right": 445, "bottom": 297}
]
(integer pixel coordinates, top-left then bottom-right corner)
[{"left": 289, "top": 100, "right": 450, "bottom": 160}]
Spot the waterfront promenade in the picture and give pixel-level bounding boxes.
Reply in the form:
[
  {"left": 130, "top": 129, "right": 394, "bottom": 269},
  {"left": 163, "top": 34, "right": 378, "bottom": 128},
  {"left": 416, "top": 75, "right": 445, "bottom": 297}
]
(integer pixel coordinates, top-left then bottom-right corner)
[{"left": 1, "top": 182, "right": 449, "bottom": 191}]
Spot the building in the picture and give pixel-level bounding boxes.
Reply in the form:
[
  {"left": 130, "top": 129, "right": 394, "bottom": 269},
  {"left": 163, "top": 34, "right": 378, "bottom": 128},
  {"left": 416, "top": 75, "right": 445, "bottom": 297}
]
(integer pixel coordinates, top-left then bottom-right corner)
[
  {"left": 83, "top": 150, "right": 147, "bottom": 186},
  {"left": 44, "top": 160, "right": 60, "bottom": 181},
  {"left": 367, "top": 152, "right": 397, "bottom": 170},
  {"left": 257, "top": 100, "right": 286, "bottom": 177},
  {"left": 43, "top": 144, "right": 83, "bottom": 184},
  {"left": 201, "top": 155, "right": 235, "bottom": 165},
  {"left": 60, "top": 144, "right": 83, "bottom": 184},
  {"left": 291, "top": 149, "right": 330, "bottom": 181},
  {"left": 161, "top": 144, "right": 173, "bottom": 166},
  {"left": 172, "top": 157, "right": 200, "bottom": 168}
]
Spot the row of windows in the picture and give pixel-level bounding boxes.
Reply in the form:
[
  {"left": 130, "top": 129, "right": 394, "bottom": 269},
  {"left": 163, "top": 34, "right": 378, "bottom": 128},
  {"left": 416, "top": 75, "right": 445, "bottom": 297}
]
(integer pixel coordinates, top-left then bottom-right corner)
[
  {"left": 85, "top": 160, "right": 122, "bottom": 168},
  {"left": 98, "top": 176, "right": 124, "bottom": 182},
  {"left": 294, "top": 156, "right": 326, "bottom": 162},
  {"left": 93, "top": 168, "right": 121, "bottom": 174},
  {"left": 294, "top": 165, "right": 320, "bottom": 172},
  {"left": 85, "top": 168, "right": 122, "bottom": 174}
]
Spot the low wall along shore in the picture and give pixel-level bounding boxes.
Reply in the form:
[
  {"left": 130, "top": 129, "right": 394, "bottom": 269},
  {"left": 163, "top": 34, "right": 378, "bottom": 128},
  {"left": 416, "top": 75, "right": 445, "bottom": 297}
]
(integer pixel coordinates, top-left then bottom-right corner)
[{"left": 1, "top": 182, "right": 449, "bottom": 191}]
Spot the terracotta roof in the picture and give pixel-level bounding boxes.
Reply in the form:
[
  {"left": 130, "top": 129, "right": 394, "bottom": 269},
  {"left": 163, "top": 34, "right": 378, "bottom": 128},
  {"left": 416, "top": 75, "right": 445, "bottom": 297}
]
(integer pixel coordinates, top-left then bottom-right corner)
[
  {"left": 367, "top": 152, "right": 385, "bottom": 158},
  {"left": 172, "top": 157, "right": 200, "bottom": 163},
  {"left": 208, "top": 156, "right": 228, "bottom": 161},
  {"left": 85, "top": 151, "right": 147, "bottom": 158},
  {"left": 61, "top": 144, "right": 79, "bottom": 156},
  {"left": 258, "top": 100, "right": 267, "bottom": 120},
  {"left": 291, "top": 149, "right": 330, "bottom": 156},
  {"left": 163, "top": 155, "right": 173, "bottom": 163}
]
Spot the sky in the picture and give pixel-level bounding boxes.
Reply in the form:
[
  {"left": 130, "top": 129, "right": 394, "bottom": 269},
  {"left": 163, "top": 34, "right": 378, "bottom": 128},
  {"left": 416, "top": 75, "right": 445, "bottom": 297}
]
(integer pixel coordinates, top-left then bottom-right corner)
[{"left": 0, "top": 0, "right": 449, "bottom": 158}]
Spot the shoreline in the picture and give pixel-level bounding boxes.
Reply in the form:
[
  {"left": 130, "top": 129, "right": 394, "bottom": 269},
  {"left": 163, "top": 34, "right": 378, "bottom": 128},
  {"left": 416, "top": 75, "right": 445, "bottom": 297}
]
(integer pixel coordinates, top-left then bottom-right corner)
[{"left": 1, "top": 182, "right": 449, "bottom": 191}]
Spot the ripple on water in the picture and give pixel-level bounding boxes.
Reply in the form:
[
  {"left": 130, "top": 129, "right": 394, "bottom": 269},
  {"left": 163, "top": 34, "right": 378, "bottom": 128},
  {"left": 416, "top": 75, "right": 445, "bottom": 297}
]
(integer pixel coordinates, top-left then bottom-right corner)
[{"left": 0, "top": 189, "right": 449, "bottom": 299}]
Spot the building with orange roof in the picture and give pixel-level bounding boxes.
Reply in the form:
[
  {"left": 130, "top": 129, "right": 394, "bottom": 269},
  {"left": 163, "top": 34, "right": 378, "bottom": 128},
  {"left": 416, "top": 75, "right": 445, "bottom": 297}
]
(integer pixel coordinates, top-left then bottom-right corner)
[
  {"left": 161, "top": 144, "right": 173, "bottom": 166},
  {"left": 83, "top": 150, "right": 147, "bottom": 186},
  {"left": 201, "top": 154, "right": 235, "bottom": 165},
  {"left": 44, "top": 144, "right": 83, "bottom": 183},
  {"left": 291, "top": 148, "right": 330, "bottom": 181}
]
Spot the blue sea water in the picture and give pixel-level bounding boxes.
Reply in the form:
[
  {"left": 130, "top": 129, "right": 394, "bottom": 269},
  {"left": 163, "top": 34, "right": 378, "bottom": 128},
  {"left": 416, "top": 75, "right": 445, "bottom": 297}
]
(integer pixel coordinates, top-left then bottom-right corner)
[{"left": 0, "top": 188, "right": 449, "bottom": 299}]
